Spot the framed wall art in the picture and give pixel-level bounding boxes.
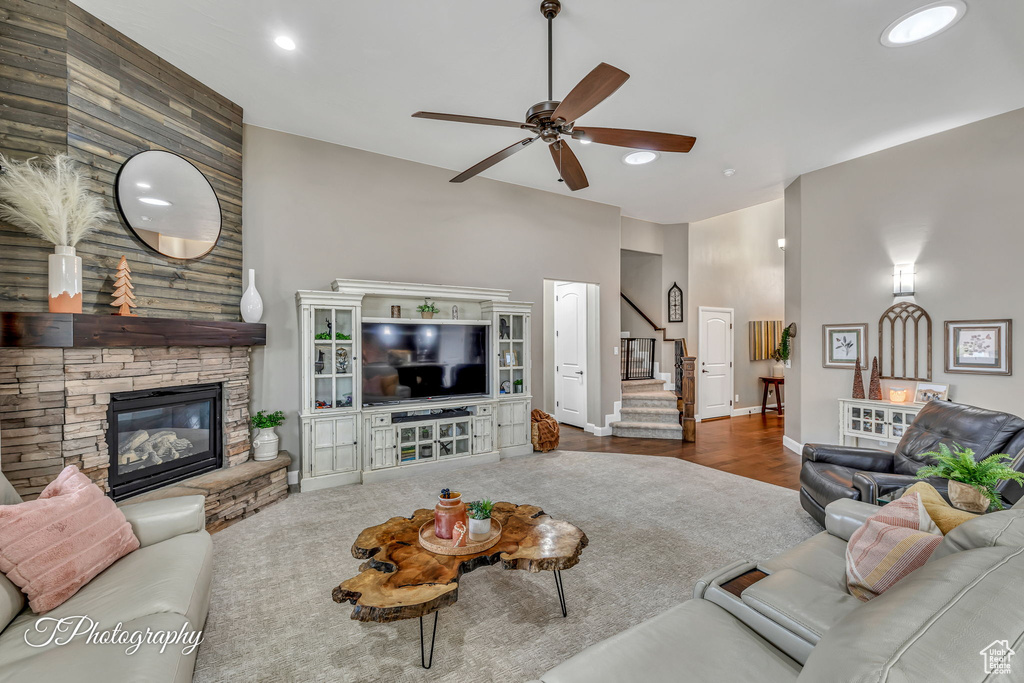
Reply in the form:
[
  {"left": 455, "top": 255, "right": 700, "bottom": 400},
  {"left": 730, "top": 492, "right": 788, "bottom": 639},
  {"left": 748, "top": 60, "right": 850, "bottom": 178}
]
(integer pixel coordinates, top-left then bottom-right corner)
[
  {"left": 822, "top": 323, "right": 868, "bottom": 368},
  {"left": 749, "top": 320, "right": 783, "bottom": 361},
  {"left": 667, "top": 282, "right": 683, "bottom": 323},
  {"left": 914, "top": 382, "right": 949, "bottom": 403},
  {"left": 944, "top": 320, "right": 1012, "bottom": 375}
]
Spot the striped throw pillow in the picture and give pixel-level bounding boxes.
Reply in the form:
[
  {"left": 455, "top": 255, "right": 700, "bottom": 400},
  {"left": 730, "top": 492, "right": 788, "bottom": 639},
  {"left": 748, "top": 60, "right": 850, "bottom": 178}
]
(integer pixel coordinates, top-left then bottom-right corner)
[{"left": 846, "top": 492, "right": 942, "bottom": 601}]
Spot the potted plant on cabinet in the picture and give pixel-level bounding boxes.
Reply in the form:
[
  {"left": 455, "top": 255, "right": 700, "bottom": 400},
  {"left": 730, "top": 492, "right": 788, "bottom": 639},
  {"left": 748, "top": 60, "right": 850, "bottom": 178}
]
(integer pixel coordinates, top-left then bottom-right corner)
[
  {"left": 417, "top": 299, "right": 440, "bottom": 319},
  {"left": 0, "top": 154, "right": 110, "bottom": 313},
  {"left": 915, "top": 443, "right": 1024, "bottom": 513},
  {"left": 251, "top": 410, "right": 286, "bottom": 461},
  {"left": 770, "top": 325, "right": 793, "bottom": 378},
  {"left": 513, "top": 379, "right": 524, "bottom": 394},
  {"left": 466, "top": 499, "right": 495, "bottom": 542}
]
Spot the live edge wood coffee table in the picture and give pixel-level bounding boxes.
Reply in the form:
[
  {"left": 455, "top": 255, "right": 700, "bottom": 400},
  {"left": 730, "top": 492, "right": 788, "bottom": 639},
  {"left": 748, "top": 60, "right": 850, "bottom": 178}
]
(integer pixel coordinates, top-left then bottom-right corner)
[{"left": 332, "top": 502, "right": 588, "bottom": 669}]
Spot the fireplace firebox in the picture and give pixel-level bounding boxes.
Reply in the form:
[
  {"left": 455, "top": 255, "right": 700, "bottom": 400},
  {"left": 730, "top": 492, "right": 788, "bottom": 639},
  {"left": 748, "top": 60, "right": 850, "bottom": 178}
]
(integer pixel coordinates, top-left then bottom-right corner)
[{"left": 107, "top": 383, "right": 222, "bottom": 501}]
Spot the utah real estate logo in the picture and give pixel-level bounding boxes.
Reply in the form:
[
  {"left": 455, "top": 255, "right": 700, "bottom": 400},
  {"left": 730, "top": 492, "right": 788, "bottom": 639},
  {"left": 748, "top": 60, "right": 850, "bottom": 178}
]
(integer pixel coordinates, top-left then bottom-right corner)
[{"left": 980, "top": 640, "right": 1016, "bottom": 675}]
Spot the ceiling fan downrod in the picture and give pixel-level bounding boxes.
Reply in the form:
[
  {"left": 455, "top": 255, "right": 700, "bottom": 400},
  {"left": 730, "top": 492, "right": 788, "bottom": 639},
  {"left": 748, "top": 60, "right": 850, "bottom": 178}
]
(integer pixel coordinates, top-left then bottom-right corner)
[{"left": 541, "top": 0, "right": 561, "bottom": 102}]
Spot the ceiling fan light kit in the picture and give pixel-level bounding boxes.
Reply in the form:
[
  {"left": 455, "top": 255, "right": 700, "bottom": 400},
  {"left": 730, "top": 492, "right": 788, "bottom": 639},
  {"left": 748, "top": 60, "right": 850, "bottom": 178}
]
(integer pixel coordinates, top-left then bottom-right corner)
[{"left": 411, "top": 0, "right": 696, "bottom": 191}]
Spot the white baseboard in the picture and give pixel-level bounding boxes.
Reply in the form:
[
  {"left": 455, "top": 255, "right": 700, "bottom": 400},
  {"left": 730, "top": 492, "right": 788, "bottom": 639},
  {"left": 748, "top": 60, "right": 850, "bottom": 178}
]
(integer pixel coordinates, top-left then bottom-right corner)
[
  {"left": 586, "top": 423, "right": 612, "bottom": 437},
  {"left": 287, "top": 470, "right": 298, "bottom": 486},
  {"left": 586, "top": 399, "right": 621, "bottom": 437},
  {"left": 783, "top": 435, "right": 803, "bottom": 454},
  {"left": 731, "top": 404, "right": 785, "bottom": 417}
]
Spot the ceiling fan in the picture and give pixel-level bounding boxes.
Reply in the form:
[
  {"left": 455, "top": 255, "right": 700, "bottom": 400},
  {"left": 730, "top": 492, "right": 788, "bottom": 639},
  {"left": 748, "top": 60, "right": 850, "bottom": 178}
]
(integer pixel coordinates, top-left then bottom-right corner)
[{"left": 412, "top": 0, "right": 696, "bottom": 191}]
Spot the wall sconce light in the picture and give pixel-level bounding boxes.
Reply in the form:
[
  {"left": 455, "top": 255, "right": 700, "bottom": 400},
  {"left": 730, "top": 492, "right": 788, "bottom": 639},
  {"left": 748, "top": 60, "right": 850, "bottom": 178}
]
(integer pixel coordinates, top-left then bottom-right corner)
[
  {"left": 893, "top": 263, "right": 915, "bottom": 297},
  {"left": 778, "top": 238, "right": 786, "bottom": 252}
]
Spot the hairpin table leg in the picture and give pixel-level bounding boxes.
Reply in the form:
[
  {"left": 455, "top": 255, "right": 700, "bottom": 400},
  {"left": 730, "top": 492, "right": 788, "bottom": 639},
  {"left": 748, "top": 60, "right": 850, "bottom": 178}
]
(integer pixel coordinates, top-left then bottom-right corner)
[
  {"left": 420, "top": 611, "right": 439, "bottom": 669},
  {"left": 554, "top": 570, "right": 567, "bottom": 617}
]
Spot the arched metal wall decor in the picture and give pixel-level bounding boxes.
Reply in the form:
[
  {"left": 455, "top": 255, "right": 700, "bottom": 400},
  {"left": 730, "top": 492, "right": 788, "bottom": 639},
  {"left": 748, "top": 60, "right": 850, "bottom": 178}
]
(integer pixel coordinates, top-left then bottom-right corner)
[
  {"left": 879, "top": 302, "right": 932, "bottom": 381},
  {"left": 667, "top": 282, "right": 683, "bottom": 323}
]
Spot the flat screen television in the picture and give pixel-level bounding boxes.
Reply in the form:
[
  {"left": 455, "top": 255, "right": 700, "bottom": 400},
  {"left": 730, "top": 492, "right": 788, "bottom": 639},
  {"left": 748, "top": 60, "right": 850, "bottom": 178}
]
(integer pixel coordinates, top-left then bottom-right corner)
[{"left": 362, "top": 322, "right": 489, "bottom": 405}]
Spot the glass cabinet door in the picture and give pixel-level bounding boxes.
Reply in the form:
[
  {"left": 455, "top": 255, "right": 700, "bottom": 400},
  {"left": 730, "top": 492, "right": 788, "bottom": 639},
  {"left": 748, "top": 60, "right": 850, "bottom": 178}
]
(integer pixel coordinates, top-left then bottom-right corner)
[
  {"left": 311, "top": 307, "right": 355, "bottom": 411},
  {"left": 888, "top": 408, "right": 918, "bottom": 440},
  {"left": 437, "top": 419, "right": 471, "bottom": 458},
  {"left": 498, "top": 313, "right": 528, "bottom": 396}
]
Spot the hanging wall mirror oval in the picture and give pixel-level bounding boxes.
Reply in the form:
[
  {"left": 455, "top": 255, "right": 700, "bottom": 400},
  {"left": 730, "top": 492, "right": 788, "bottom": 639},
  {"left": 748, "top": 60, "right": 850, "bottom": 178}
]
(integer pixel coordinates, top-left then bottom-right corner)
[{"left": 115, "top": 150, "right": 222, "bottom": 259}]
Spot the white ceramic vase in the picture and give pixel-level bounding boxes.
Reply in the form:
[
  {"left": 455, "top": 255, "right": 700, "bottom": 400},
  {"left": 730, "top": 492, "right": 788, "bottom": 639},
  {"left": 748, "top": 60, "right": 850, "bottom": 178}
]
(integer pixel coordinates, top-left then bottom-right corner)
[
  {"left": 48, "top": 245, "right": 82, "bottom": 313},
  {"left": 772, "top": 361, "right": 786, "bottom": 378},
  {"left": 240, "top": 268, "right": 263, "bottom": 323},
  {"left": 252, "top": 426, "right": 279, "bottom": 461},
  {"left": 468, "top": 517, "right": 491, "bottom": 542}
]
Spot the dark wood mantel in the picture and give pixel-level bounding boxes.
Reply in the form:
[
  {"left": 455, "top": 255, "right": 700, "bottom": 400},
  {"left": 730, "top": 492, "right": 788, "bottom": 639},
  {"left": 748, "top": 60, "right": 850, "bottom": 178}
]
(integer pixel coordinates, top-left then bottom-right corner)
[{"left": 0, "top": 313, "right": 266, "bottom": 348}]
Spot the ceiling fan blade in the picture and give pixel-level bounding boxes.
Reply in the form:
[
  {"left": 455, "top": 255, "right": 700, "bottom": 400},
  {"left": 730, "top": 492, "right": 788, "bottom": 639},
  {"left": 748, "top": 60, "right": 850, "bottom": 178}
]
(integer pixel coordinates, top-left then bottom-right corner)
[
  {"left": 572, "top": 127, "right": 696, "bottom": 153},
  {"left": 450, "top": 137, "right": 538, "bottom": 183},
  {"left": 413, "top": 111, "right": 531, "bottom": 129},
  {"left": 550, "top": 63, "right": 629, "bottom": 125},
  {"left": 549, "top": 140, "right": 589, "bottom": 191}
]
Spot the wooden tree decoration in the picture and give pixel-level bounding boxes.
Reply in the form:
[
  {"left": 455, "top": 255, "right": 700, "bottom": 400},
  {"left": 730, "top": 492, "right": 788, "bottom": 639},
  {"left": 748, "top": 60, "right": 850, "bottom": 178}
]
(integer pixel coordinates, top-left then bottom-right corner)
[
  {"left": 852, "top": 356, "right": 865, "bottom": 399},
  {"left": 869, "top": 356, "right": 882, "bottom": 400},
  {"left": 110, "top": 255, "right": 138, "bottom": 316}
]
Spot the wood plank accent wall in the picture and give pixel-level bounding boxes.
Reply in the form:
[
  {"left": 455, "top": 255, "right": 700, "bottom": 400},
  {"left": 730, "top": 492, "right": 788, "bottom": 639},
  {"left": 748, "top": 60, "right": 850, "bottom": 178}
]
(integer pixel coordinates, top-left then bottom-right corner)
[{"left": 0, "top": 0, "right": 243, "bottom": 320}]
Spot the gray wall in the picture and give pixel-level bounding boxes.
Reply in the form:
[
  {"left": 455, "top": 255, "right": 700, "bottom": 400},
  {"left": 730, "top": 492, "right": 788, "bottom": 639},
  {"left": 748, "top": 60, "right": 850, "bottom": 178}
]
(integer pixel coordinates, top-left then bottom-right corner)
[
  {"left": 688, "top": 199, "right": 785, "bottom": 410},
  {"left": 620, "top": 249, "right": 664, "bottom": 366},
  {"left": 786, "top": 107, "right": 1024, "bottom": 445},
  {"left": 784, "top": 178, "right": 803, "bottom": 442},
  {"left": 242, "top": 125, "right": 622, "bottom": 466}
]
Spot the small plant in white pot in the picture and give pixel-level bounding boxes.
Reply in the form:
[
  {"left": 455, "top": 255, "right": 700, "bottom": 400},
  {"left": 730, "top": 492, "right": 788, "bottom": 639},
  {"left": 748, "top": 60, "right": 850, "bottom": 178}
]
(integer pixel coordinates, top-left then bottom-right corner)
[
  {"left": 466, "top": 499, "right": 495, "bottom": 542},
  {"left": 251, "top": 410, "right": 286, "bottom": 461},
  {"left": 0, "top": 154, "right": 110, "bottom": 312}
]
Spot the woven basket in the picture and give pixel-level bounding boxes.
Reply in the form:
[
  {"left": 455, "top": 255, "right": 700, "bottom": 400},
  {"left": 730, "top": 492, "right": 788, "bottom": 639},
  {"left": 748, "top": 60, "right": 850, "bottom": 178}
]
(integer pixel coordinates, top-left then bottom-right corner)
[{"left": 531, "top": 422, "right": 559, "bottom": 452}]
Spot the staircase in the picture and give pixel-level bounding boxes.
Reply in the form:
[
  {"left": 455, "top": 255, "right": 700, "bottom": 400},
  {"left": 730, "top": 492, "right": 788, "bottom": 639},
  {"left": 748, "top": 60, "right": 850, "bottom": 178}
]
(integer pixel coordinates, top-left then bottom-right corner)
[{"left": 611, "top": 379, "right": 683, "bottom": 439}]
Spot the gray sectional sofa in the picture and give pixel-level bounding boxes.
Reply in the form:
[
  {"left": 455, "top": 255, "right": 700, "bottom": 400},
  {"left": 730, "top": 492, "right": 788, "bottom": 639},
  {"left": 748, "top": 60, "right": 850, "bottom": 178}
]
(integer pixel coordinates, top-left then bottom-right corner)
[
  {"left": 531, "top": 497, "right": 1024, "bottom": 682},
  {"left": 0, "top": 473, "right": 212, "bottom": 682}
]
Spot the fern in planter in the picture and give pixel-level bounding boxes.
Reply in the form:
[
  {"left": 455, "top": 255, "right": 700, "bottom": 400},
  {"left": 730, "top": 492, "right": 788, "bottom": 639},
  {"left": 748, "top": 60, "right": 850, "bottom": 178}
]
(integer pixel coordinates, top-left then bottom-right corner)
[
  {"left": 915, "top": 443, "right": 1024, "bottom": 510},
  {"left": 251, "top": 410, "right": 286, "bottom": 430}
]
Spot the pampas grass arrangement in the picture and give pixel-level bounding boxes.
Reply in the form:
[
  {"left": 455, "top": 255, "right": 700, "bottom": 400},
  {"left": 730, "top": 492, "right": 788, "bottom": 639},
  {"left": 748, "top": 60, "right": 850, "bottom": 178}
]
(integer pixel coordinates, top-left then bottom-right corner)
[{"left": 0, "top": 153, "right": 110, "bottom": 247}]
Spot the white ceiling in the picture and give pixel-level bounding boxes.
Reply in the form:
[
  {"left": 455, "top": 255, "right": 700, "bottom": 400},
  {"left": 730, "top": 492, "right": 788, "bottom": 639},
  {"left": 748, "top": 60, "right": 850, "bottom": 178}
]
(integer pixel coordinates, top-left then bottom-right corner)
[{"left": 76, "top": 0, "right": 1024, "bottom": 224}]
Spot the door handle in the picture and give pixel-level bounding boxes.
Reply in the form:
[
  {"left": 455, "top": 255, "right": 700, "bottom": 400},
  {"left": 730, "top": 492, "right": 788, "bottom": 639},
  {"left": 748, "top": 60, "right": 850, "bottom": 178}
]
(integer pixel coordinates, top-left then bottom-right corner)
[
  {"left": 701, "top": 369, "right": 709, "bottom": 373},
  {"left": 575, "top": 370, "right": 584, "bottom": 375}
]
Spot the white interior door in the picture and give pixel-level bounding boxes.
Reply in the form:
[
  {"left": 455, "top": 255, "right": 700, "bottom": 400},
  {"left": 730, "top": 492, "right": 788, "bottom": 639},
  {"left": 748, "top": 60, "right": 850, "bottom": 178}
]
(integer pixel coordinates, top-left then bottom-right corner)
[
  {"left": 699, "top": 307, "right": 734, "bottom": 420},
  {"left": 555, "top": 282, "right": 588, "bottom": 428}
]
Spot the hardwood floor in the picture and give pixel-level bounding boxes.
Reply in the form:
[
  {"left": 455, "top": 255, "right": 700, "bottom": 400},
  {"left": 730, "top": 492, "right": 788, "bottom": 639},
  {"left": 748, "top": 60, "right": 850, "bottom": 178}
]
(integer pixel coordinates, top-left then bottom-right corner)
[{"left": 558, "top": 413, "right": 801, "bottom": 490}]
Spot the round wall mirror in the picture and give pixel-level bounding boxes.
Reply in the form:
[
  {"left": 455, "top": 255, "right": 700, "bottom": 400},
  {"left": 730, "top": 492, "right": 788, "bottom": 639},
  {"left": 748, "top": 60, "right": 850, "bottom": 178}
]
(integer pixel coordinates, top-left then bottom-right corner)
[{"left": 115, "top": 150, "right": 222, "bottom": 259}]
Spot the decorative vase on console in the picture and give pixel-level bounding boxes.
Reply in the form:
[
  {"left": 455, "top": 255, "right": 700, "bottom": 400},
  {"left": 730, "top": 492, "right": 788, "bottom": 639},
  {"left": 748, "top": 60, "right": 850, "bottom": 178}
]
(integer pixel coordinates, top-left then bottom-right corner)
[
  {"left": 434, "top": 489, "right": 468, "bottom": 540},
  {"left": 240, "top": 268, "right": 264, "bottom": 323},
  {"left": 0, "top": 154, "right": 110, "bottom": 313}
]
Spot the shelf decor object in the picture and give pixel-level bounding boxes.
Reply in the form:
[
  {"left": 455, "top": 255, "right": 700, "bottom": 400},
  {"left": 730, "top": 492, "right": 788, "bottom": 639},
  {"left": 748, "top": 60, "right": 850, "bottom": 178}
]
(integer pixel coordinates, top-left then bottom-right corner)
[
  {"left": 889, "top": 388, "right": 908, "bottom": 403},
  {"left": 869, "top": 356, "right": 883, "bottom": 400},
  {"left": 419, "top": 517, "right": 501, "bottom": 555},
  {"left": 110, "top": 256, "right": 138, "bottom": 317},
  {"left": 823, "top": 323, "right": 868, "bottom": 369},
  {"left": 879, "top": 302, "right": 932, "bottom": 381},
  {"left": 913, "top": 382, "right": 949, "bottom": 403},
  {"left": 0, "top": 153, "right": 110, "bottom": 313},
  {"left": 944, "top": 320, "right": 1011, "bottom": 376},
  {"left": 240, "top": 269, "right": 263, "bottom": 323}
]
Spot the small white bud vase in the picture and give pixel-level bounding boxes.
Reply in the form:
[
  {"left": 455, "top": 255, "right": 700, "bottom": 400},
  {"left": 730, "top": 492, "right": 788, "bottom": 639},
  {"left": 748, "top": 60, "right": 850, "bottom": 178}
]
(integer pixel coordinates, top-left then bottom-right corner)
[
  {"left": 468, "top": 517, "right": 491, "bottom": 542},
  {"left": 48, "top": 245, "right": 83, "bottom": 313},
  {"left": 240, "top": 268, "right": 263, "bottom": 323},
  {"left": 252, "top": 425, "right": 279, "bottom": 461}
]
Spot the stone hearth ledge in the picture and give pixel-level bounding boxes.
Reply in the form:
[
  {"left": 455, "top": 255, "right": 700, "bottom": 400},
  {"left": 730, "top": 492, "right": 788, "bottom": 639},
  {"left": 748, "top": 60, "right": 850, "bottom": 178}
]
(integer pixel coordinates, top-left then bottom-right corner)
[{"left": 121, "top": 452, "right": 291, "bottom": 533}]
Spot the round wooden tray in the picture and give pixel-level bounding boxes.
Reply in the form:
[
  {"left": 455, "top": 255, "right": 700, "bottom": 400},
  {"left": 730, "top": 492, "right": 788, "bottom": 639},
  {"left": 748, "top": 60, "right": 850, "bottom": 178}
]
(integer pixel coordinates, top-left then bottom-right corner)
[{"left": 418, "top": 519, "right": 502, "bottom": 556}]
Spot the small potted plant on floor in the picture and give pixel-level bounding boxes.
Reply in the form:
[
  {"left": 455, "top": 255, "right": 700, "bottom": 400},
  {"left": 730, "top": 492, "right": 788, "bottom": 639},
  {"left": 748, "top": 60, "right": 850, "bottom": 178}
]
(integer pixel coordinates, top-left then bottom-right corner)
[
  {"left": 915, "top": 443, "right": 1024, "bottom": 513},
  {"left": 417, "top": 299, "right": 440, "bottom": 319},
  {"left": 466, "top": 499, "right": 495, "bottom": 542},
  {"left": 251, "top": 410, "right": 286, "bottom": 461}
]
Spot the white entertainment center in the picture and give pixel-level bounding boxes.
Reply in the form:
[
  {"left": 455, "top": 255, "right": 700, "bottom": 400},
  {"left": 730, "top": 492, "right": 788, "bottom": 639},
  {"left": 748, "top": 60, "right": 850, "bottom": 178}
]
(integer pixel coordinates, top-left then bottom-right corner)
[{"left": 296, "top": 279, "right": 533, "bottom": 492}]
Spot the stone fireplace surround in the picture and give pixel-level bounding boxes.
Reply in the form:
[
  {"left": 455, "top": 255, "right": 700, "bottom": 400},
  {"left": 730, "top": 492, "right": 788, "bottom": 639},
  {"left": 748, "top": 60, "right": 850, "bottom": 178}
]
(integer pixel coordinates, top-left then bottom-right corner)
[{"left": 0, "top": 313, "right": 285, "bottom": 531}]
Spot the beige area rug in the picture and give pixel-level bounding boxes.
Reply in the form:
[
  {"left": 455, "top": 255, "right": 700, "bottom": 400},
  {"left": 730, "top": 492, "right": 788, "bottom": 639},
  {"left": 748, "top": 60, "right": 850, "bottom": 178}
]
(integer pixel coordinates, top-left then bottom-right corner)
[{"left": 193, "top": 450, "right": 819, "bottom": 682}]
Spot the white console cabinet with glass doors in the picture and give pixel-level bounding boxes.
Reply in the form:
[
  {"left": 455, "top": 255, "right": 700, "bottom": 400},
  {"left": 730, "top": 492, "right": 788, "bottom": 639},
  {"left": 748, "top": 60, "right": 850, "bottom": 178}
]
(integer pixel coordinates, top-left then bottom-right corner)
[
  {"left": 297, "top": 281, "right": 533, "bottom": 492},
  {"left": 838, "top": 398, "right": 923, "bottom": 448},
  {"left": 297, "top": 291, "right": 363, "bottom": 491},
  {"left": 484, "top": 301, "right": 533, "bottom": 457}
]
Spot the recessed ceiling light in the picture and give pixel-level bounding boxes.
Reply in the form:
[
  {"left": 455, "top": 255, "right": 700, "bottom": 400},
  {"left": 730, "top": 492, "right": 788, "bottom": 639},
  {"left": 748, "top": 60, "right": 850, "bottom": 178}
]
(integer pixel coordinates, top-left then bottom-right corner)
[
  {"left": 723, "top": 168, "right": 736, "bottom": 177},
  {"left": 138, "top": 197, "right": 172, "bottom": 206},
  {"left": 274, "top": 35, "right": 297, "bottom": 51},
  {"left": 135, "top": 181, "right": 151, "bottom": 189},
  {"left": 882, "top": 1, "right": 966, "bottom": 47},
  {"left": 622, "top": 150, "right": 659, "bottom": 165}
]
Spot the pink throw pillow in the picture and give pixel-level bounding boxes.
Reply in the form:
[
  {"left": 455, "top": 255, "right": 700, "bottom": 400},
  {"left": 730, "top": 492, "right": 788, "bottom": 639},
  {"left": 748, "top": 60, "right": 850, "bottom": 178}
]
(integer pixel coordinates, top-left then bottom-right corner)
[
  {"left": 846, "top": 492, "right": 942, "bottom": 601},
  {"left": 0, "top": 466, "right": 139, "bottom": 613}
]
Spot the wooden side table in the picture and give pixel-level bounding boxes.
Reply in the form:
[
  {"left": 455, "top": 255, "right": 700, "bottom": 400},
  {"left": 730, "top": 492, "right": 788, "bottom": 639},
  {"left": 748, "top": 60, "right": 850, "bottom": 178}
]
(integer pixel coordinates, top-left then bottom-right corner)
[{"left": 760, "top": 376, "right": 784, "bottom": 415}]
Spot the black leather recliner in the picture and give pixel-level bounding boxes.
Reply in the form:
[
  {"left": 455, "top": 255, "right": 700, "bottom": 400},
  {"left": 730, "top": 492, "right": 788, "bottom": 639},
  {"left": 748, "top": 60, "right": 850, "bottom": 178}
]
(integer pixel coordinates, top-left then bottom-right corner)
[{"left": 800, "top": 401, "right": 1024, "bottom": 526}]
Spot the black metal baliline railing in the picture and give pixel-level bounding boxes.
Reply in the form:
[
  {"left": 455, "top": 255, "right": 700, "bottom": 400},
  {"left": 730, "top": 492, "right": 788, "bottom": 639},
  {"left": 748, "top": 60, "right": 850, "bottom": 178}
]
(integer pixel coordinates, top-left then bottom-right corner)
[{"left": 621, "top": 337, "right": 655, "bottom": 380}]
